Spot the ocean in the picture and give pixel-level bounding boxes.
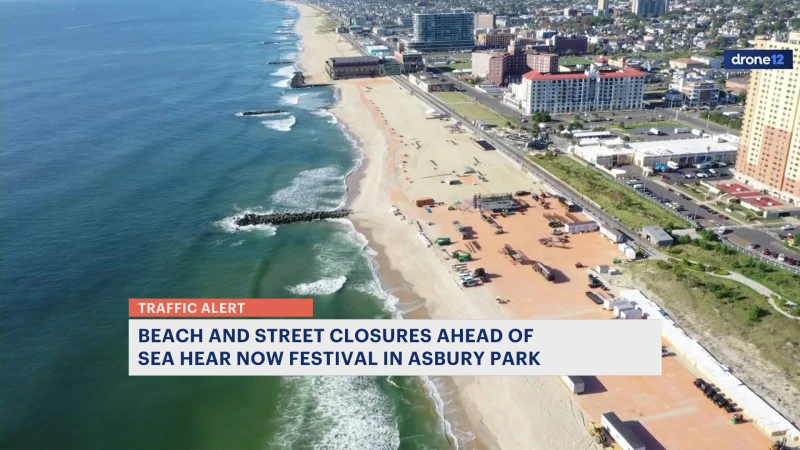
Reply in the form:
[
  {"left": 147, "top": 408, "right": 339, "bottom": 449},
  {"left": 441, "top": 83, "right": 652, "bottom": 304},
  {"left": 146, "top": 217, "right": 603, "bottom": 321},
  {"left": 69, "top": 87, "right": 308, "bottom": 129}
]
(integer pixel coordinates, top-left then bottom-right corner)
[{"left": 0, "top": 0, "right": 455, "bottom": 449}]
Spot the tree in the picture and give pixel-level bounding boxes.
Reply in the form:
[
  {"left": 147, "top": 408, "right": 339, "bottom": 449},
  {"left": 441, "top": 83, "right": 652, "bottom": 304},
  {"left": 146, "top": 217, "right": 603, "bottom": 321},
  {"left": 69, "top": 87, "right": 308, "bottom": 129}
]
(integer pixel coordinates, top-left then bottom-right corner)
[
  {"left": 793, "top": 234, "right": 800, "bottom": 247},
  {"left": 747, "top": 305, "right": 769, "bottom": 323}
]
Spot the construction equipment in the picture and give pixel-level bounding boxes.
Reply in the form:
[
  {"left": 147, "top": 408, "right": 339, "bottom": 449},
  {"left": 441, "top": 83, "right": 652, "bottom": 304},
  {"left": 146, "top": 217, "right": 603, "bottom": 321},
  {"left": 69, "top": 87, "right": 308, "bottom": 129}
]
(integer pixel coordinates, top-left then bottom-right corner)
[
  {"left": 575, "top": 262, "right": 584, "bottom": 268},
  {"left": 731, "top": 413, "right": 744, "bottom": 424},
  {"left": 452, "top": 250, "right": 472, "bottom": 262},
  {"left": 435, "top": 237, "right": 451, "bottom": 246},
  {"left": 769, "top": 437, "right": 787, "bottom": 450},
  {"left": 588, "top": 274, "right": 602, "bottom": 288},
  {"left": 588, "top": 422, "right": 608, "bottom": 445},
  {"left": 494, "top": 227, "right": 504, "bottom": 234},
  {"left": 473, "top": 267, "right": 488, "bottom": 282},
  {"left": 500, "top": 244, "right": 522, "bottom": 264}
]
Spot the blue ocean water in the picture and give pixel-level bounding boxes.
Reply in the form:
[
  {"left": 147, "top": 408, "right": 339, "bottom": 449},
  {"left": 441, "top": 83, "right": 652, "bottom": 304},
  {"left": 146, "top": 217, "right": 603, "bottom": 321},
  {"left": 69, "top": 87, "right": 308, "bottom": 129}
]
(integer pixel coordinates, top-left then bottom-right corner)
[{"left": 0, "top": 0, "right": 453, "bottom": 448}]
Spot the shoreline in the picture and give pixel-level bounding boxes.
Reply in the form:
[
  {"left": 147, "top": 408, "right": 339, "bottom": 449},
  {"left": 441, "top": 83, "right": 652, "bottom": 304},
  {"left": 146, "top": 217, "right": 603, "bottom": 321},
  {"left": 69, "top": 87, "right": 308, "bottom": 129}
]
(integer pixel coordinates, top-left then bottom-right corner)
[{"left": 289, "top": 3, "right": 479, "bottom": 449}]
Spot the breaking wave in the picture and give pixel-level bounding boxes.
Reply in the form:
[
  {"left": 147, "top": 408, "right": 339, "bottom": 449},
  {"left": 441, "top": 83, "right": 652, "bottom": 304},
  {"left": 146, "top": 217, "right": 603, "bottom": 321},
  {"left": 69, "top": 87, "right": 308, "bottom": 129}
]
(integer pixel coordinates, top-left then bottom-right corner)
[{"left": 262, "top": 115, "right": 296, "bottom": 132}]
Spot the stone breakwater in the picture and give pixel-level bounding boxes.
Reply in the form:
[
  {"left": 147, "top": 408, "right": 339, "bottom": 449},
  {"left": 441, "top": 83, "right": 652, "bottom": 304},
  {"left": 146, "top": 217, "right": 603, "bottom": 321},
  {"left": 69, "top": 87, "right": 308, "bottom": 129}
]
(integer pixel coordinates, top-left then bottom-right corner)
[{"left": 235, "top": 210, "right": 353, "bottom": 226}]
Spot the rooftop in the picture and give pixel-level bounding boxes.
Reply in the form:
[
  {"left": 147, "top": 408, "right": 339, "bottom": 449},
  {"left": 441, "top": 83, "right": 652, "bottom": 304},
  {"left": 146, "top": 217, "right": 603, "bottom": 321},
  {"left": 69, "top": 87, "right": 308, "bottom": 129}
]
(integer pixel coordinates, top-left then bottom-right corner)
[
  {"left": 328, "top": 56, "right": 380, "bottom": 65},
  {"left": 628, "top": 136, "right": 738, "bottom": 157},
  {"left": 522, "top": 67, "right": 646, "bottom": 81},
  {"left": 642, "top": 225, "right": 673, "bottom": 241}
]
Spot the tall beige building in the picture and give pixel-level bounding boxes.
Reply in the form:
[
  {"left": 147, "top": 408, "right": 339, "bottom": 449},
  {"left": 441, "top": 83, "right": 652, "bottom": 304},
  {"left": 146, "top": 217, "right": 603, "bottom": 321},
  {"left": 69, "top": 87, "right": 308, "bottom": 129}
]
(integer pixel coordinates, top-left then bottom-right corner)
[
  {"left": 598, "top": 0, "right": 609, "bottom": 11},
  {"left": 735, "top": 32, "right": 800, "bottom": 202}
]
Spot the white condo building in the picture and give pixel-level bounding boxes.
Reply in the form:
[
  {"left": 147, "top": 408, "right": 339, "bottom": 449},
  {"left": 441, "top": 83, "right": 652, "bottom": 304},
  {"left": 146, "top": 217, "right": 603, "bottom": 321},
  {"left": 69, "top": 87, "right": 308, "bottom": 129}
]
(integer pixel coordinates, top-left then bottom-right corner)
[{"left": 504, "top": 65, "right": 646, "bottom": 114}]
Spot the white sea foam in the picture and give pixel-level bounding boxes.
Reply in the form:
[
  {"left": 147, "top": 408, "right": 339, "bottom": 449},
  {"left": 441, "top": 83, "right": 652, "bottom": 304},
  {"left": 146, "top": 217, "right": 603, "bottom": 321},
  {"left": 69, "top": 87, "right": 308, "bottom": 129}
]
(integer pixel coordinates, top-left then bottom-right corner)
[
  {"left": 230, "top": 240, "right": 244, "bottom": 247},
  {"left": 270, "top": 377, "right": 400, "bottom": 450},
  {"left": 313, "top": 109, "right": 338, "bottom": 124},
  {"left": 271, "top": 166, "right": 344, "bottom": 210},
  {"left": 262, "top": 115, "right": 296, "bottom": 132},
  {"left": 282, "top": 51, "right": 298, "bottom": 61},
  {"left": 214, "top": 208, "right": 277, "bottom": 236},
  {"left": 279, "top": 93, "right": 306, "bottom": 106},
  {"left": 271, "top": 65, "right": 296, "bottom": 78},
  {"left": 271, "top": 78, "right": 291, "bottom": 88},
  {"left": 287, "top": 276, "right": 347, "bottom": 296}
]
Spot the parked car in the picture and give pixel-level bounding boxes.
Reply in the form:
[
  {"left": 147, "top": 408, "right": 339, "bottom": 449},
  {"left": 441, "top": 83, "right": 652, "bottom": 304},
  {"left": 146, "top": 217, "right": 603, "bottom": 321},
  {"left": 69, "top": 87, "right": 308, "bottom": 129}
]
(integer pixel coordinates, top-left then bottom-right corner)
[
  {"left": 762, "top": 249, "right": 771, "bottom": 256},
  {"left": 781, "top": 224, "right": 795, "bottom": 231},
  {"left": 749, "top": 243, "right": 760, "bottom": 250}
]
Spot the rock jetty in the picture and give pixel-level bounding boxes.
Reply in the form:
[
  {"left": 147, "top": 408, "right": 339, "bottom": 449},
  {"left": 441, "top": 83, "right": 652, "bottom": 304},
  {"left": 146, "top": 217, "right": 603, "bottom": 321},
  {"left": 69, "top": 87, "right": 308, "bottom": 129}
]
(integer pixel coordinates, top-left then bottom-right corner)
[
  {"left": 236, "top": 210, "right": 353, "bottom": 227},
  {"left": 290, "top": 71, "right": 332, "bottom": 89},
  {"left": 267, "top": 60, "right": 295, "bottom": 65},
  {"left": 240, "top": 109, "right": 286, "bottom": 116}
]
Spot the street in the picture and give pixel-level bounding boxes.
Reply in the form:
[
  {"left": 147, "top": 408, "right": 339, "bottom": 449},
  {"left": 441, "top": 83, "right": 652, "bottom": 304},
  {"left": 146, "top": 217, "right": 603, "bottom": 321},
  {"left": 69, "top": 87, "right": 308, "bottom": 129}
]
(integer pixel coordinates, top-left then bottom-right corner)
[{"left": 337, "top": 31, "right": 800, "bottom": 272}]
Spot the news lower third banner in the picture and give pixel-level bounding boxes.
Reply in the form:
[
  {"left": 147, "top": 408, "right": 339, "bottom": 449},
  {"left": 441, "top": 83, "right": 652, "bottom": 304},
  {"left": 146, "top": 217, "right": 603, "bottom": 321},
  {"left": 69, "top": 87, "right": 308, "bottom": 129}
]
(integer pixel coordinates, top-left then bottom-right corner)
[{"left": 129, "top": 299, "right": 662, "bottom": 376}]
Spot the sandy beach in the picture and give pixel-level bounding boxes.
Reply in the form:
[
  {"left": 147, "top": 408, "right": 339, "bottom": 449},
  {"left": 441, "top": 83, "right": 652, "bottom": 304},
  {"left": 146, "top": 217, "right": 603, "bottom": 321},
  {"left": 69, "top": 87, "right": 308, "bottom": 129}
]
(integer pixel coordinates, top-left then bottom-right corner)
[{"left": 291, "top": 3, "right": 599, "bottom": 449}]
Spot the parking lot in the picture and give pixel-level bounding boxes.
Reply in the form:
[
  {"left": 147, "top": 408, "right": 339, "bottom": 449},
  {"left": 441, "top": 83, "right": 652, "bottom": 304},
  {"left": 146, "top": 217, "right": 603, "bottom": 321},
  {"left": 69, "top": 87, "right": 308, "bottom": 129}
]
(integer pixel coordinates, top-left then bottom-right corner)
[{"left": 615, "top": 167, "right": 800, "bottom": 266}]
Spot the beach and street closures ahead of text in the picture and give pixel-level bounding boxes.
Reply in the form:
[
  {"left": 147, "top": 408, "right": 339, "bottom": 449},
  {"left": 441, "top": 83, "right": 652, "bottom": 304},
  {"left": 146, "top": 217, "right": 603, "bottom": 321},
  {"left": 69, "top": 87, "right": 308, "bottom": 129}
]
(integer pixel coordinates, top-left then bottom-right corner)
[{"left": 129, "top": 299, "right": 662, "bottom": 376}]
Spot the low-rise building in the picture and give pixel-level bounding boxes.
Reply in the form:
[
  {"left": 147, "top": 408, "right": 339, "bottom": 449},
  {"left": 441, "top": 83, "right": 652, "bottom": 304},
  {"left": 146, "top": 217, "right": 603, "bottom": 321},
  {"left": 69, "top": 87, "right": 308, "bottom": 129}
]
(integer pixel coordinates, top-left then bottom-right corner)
[
  {"left": 326, "top": 56, "right": 401, "bottom": 80},
  {"left": 674, "top": 78, "right": 720, "bottom": 106},
  {"left": 504, "top": 66, "right": 645, "bottom": 114},
  {"left": 570, "top": 135, "right": 739, "bottom": 169},
  {"left": 477, "top": 32, "right": 516, "bottom": 49},
  {"left": 642, "top": 226, "right": 673, "bottom": 246},
  {"left": 407, "top": 73, "right": 455, "bottom": 92},
  {"left": 550, "top": 35, "right": 588, "bottom": 53},
  {"left": 394, "top": 50, "right": 425, "bottom": 74},
  {"left": 669, "top": 58, "right": 706, "bottom": 70},
  {"left": 365, "top": 45, "right": 391, "bottom": 57}
]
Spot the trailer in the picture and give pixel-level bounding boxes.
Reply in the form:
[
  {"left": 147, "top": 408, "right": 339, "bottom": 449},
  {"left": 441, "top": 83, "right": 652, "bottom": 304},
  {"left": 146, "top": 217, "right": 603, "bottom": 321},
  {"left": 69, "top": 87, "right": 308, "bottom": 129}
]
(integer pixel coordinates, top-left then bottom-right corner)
[
  {"left": 561, "top": 376, "right": 585, "bottom": 394},
  {"left": 585, "top": 291, "right": 604, "bottom": 305},
  {"left": 666, "top": 161, "right": 680, "bottom": 170},
  {"left": 613, "top": 302, "right": 635, "bottom": 317},
  {"left": 557, "top": 196, "right": 578, "bottom": 212},
  {"left": 533, "top": 261, "right": 555, "bottom": 281},
  {"left": 674, "top": 127, "right": 690, "bottom": 134},
  {"left": 619, "top": 308, "right": 643, "bottom": 320},
  {"left": 565, "top": 220, "right": 599, "bottom": 233},
  {"left": 603, "top": 298, "right": 628, "bottom": 311},
  {"left": 691, "top": 128, "right": 703, "bottom": 136},
  {"left": 600, "top": 226, "right": 624, "bottom": 243},
  {"left": 600, "top": 412, "right": 646, "bottom": 450}
]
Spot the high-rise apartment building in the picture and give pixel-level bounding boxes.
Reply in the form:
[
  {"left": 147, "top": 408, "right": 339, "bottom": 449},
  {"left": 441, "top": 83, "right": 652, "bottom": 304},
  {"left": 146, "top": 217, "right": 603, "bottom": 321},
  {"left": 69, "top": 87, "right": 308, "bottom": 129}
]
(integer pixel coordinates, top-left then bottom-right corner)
[
  {"left": 631, "top": 0, "right": 668, "bottom": 16},
  {"left": 474, "top": 13, "right": 496, "bottom": 30},
  {"left": 598, "top": 0, "right": 609, "bottom": 11},
  {"left": 735, "top": 33, "right": 800, "bottom": 202},
  {"left": 504, "top": 66, "right": 646, "bottom": 114},
  {"left": 410, "top": 12, "right": 475, "bottom": 52}
]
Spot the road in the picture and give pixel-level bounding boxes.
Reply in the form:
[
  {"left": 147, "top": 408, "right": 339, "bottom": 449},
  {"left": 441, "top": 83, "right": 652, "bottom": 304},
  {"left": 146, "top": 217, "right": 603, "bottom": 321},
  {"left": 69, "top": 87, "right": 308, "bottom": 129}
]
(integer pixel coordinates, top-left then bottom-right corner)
[
  {"left": 389, "top": 74, "right": 653, "bottom": 252},
  {"left": 339, "top": 31, "right": 800, "bottom": 270},
  {"left": 439, "top": 74, "right": 524, "bottom": 119}
]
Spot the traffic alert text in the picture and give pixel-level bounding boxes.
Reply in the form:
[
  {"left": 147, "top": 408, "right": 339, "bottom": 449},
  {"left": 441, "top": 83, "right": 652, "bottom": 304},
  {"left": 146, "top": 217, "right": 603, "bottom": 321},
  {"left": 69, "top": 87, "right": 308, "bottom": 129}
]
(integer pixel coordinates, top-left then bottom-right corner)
[
  {"left": 138, "top": 350, "right": 541, "bottom": 367},
  {"left": 137, "top": 301, "right": 245, "bottom": 315},
  {"left": 129, "top": 319, "right": 662, "bottom": 376}
]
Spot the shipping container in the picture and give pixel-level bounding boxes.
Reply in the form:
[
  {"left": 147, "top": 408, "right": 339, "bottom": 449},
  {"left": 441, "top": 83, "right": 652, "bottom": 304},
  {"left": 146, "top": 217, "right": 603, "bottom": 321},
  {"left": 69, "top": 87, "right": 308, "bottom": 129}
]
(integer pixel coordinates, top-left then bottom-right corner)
[
  {"left": 601, "top": 412, "right": 646, "bottom": 450},
  {"left": 600, "top": 226, "right": 625, "bottom": 243},
  {"left": 624, "top": 247, "right": 637, "bottom": 260},
  {"left": 618, "top": 243, "right": 631, "bottom": 253},
  {"left": 415, "top": 197, "right": 435, "bottom": 207},
  {"left": 560, "top": 375, "right": 585, "bottom": 394},
  {"left": 691, "top": 128, "right": 704, "bottom": 136},
  {"left": 565, "top": 220, "right": 598, "bottom": 233}
]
